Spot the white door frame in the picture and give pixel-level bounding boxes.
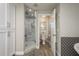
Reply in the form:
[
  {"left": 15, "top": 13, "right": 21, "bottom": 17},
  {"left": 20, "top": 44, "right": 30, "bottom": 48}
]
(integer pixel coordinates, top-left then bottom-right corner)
[
  {"left": 36, "top": 9, "right": 60, "bottom": 56},
  {"left": 36, "top": 9, "right": 61, "bottom": 56},
  {"left": 51, "top": 8, "right": 56, "bottom": 56},
  {"left": 51, "top": 8, "right": 61, "bottom": 56},
  {"left": 36, "top": 13, "right": 56, "bottom": 54}
]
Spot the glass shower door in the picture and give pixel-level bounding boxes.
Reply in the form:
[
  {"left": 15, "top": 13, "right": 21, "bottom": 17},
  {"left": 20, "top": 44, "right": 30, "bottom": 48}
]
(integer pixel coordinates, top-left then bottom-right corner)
[{"left": 24, "top": 17, "right": 36, "bottom": 54}]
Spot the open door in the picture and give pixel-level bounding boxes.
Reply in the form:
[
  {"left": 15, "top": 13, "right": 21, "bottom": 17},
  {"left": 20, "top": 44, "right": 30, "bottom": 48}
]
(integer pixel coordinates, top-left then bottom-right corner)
[{"left": 50, "top": 8, "right": 56, "bottom": 56}]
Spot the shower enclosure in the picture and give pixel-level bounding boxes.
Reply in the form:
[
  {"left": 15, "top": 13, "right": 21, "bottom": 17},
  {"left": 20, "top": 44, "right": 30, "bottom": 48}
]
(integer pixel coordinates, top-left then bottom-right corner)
[{"left": 24, "top": 9, "right": 36, "bottom": 54}]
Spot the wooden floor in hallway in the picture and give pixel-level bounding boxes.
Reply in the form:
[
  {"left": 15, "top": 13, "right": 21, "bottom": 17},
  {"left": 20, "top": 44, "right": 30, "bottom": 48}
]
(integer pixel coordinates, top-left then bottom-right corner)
[{"left": 24, "top": 42, "right": 53, "bottom": 56}]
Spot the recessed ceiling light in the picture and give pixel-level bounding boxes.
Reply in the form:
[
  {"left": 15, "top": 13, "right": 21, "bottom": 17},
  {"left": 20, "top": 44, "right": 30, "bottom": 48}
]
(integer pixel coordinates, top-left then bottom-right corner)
[
  {"left": 29, "top": 8, "right": 32, "bottom": 12},
  {"left": 42, "top": 15, "right": 46, "bottom": 18}
]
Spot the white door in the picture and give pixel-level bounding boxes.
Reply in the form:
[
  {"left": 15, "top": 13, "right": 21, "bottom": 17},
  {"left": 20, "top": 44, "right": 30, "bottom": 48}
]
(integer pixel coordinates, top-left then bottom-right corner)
[
  {"left": 0, "top": 4, "right": 16, "bottom": 56},
  {"left": 50, "top": 8, "right": 56, "bottom": 56},
  {"left": 7, "top": 4, "right": 16, "bottom": 56},
  {"left": 0, "top": 3, "right": 8, "bottom": 56}
]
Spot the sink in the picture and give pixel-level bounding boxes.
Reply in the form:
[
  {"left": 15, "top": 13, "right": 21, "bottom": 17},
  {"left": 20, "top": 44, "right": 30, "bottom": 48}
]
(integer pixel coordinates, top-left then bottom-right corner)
[{"left": 74, "top": 43, "right": 79, "bottom": 54}]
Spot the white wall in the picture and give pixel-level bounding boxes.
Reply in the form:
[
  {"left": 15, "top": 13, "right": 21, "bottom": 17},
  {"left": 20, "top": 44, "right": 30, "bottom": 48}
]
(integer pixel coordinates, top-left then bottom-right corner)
[
  {"left": 60, "top": 3, "right": 79, "bottom": 37},
  {"left": 56, "top": 3, "right": 79, "bottom": 56},
  {"left": 15, "top": 4, "right": 25, "bottom": 55}
]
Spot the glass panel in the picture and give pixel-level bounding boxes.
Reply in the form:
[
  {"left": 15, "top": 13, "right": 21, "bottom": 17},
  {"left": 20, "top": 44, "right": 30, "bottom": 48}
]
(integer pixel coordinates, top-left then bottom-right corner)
[{"left": 25, "top": 18, "right": 36, "bottom": 50}]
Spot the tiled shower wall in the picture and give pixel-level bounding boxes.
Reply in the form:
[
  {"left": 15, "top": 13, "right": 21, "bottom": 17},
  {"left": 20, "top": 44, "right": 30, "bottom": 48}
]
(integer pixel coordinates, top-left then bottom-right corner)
[{"left": 61, "top": 37, "right": 79, "bottom": 56}]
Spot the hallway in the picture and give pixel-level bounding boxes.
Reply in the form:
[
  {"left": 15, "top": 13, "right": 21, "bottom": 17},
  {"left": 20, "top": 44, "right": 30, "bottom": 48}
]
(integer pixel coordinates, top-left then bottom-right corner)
[{"left": 24, "top": 42, "right": 53, "bottom": 56}]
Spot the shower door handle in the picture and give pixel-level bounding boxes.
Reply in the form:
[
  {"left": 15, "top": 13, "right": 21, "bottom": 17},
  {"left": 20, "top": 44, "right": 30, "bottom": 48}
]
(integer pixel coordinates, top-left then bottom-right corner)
[{"left": 24, "top": 35, "right": 27, "bottom": 37}]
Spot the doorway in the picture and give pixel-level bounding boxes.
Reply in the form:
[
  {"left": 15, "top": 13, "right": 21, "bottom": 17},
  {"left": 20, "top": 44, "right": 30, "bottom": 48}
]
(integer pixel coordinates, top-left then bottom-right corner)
[
  {"left": 24, "top": 8, "right": 57, "bottom": 56},
  {"left": 38, "top": 15, "right": 53, "bottom": 56},
  {"left": 37, "top": 9, "right": 57, "bottom": 56}
]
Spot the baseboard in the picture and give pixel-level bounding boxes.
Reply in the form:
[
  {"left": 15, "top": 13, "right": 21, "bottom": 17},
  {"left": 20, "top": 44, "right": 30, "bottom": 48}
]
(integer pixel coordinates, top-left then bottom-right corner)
[
  {"left": 15, "top": 51, "right": 24, "bottom": 56},
  {"left": 7, "top": 51, "right": 15, "bottom": 56}
]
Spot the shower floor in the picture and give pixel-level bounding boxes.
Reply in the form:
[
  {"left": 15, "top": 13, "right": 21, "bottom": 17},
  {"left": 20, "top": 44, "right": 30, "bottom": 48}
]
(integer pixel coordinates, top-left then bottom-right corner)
[{"left": 24, "top": 42, "right": 53, "bottom": 56}]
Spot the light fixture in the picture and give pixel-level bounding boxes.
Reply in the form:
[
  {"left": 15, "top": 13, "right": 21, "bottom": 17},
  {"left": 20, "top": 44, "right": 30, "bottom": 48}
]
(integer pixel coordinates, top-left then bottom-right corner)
[
  {"left": 29, "top": 8, "right": 32, "bottom": 12},
  {"left": 42, "top": 15, "right": 46, "bottom": 18},
  {"left": 41, "top": 24, "right": 44, "bottom": 28}
]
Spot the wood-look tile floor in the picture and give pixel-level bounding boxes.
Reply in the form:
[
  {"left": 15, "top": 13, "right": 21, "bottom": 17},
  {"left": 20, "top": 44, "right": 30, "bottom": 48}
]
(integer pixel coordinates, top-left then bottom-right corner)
[{"left": 24, "top": 43, "right": 53, "bottom": 56}]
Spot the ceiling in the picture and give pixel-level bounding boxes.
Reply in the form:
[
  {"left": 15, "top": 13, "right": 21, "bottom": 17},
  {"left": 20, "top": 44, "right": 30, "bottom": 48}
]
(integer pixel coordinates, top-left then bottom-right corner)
[{"left": 25, "top": 3, "right": 58, "bottom": 12}]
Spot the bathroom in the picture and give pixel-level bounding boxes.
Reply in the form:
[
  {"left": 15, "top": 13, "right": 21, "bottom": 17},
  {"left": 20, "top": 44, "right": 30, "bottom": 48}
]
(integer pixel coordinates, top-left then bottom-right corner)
[{"left": 24, "top": 4, "right": 57, "bottom": 56}]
